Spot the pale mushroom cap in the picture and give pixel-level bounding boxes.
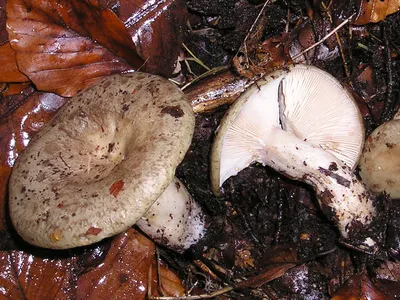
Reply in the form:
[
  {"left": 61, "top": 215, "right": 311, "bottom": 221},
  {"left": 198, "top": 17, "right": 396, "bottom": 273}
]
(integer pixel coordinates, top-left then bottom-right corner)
[
  {"left": 211, "top": 64, "right": 364, "bottom": 193},
  {"left": 359, "top": 120, "right": 400, "bottom": 198},
  {"left": 9, "top": 72, "right": 195, "bottom": 249}
]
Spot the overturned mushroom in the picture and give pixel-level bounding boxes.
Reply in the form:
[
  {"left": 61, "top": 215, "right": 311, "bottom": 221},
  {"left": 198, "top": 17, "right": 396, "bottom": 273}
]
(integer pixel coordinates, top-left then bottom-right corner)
[
  {"left": 9, "top": 72, "right": 202, "bottom": 250},
  {"left": 359, "top": 116, "right": 400, "bottom": 199},
  {"left": 211, "top": 64, "right": 378, "bottom": 252}
]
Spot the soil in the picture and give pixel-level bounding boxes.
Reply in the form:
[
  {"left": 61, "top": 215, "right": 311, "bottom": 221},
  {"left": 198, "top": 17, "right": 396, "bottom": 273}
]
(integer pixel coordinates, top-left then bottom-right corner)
[{"left": 170, "top": 0, "right": 400, "bottom": 298}]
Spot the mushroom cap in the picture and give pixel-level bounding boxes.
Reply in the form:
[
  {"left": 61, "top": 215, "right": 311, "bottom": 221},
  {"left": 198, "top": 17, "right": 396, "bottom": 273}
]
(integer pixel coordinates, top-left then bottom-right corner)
[
  {"left": 9, "top": 72, "right": 195, "bottom": 249},
  {"left": 359, "top": 120, "right": 400, "bottom": 198},
  {"left": 211, "top": 64, "right": 364, "bottom": 194}
]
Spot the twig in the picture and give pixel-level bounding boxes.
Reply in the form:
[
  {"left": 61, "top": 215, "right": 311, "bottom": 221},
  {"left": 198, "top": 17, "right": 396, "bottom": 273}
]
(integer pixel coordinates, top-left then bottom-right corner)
[
  {"left": 148, "top": 286, "right": 234, "bottom": 300},
  {"left": 234, "top": 0, "right": 271, "bottom": 64},
  {"left": 320, "top": 1, "right": 351, "bottom": 79},
  {"left": 156, "top": 247, "right": 168, "bottom": 296},
  {"left": 292, "top": 14, "right": 354, "bottom": 61}
]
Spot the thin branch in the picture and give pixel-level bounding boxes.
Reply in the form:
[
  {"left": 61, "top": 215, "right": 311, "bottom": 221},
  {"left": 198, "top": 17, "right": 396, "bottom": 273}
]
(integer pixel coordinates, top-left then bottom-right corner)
[{"left": 292, "top": 14, "right": 354, "bottom": 61}]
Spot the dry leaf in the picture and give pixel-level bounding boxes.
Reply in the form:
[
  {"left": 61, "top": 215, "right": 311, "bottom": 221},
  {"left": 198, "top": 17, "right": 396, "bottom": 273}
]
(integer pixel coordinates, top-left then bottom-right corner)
[
  {"left": 5, "top": 0, "right": 141, "bottom": 96},
  {"left": 76, "top": 228, "right": 155, "bottom": 300},
  {"left": 0, "top": 250, "right": 76, "bottom": 299},
  {"left": 353, "top": 0, "right": 400, "bottom": 25}
]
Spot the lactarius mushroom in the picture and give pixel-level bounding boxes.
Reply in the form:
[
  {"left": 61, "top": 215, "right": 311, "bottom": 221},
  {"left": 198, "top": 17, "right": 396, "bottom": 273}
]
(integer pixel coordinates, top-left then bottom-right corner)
[
  {"left": 9, "top": 72, "right": 205, "bottom": 250},
  {"left": 359, "top": 117, "right": 400, "bottom": 198},
  {"left": 137, "top": 177, "right": 206, "bottom": 252},
  {"left": 211, "top": 64, "right": 378, "bottom": 252}
]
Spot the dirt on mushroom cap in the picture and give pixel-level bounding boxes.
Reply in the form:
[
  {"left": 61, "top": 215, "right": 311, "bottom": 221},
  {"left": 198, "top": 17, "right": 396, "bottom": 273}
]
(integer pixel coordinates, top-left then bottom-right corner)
[{"left": 8, "top": 72, "right": 195, "bottom": 249}]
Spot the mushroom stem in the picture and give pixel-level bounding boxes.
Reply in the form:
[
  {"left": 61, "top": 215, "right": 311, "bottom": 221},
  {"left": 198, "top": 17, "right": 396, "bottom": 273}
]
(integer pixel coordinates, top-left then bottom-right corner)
[
  {"left": 136, "top": 177, "right": 206, "bottom": 253},
  {"left": 254, "top": 126, "right": 376, "bottom": 249}
]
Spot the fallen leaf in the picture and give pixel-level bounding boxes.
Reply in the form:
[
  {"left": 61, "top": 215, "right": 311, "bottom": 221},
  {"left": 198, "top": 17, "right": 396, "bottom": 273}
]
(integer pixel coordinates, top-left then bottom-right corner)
[
  {"left": 152, "top": 263, "right": 185, "bottom": 297},
  {"left": 109, "top": 180, "right": 124, "bottom": 198},
  {"left": 332, "top": 272, "right": 387, "bottom": 300},
  {"left": 353, "top": 0, "right": 400, "bottom": 25},
  {"left": 76, "top": 228, "right": 155, "bottom": 300},
  {"left": 0, "top": 43, "right": 29, "bottom": 83},
  {"left": 2, "top": 82, "right": 31, "bottom": 96},
  {"left": 0, "top": 250, "right": 76, "bottom": 299},
  {"left": 5, "top": 0, "right": 141, "bottom": 96},
  {"left": 0, "top": 89, "right": 66, "bottom": 239},
  {"left": 115, "top": 0, "right": 187, "bottom": 77},
  {"left": 376, "top": 261, "right": 400, "bottom": 282},
  {"left": 0, "top": 0, "right": 7, "bottom": 44}
]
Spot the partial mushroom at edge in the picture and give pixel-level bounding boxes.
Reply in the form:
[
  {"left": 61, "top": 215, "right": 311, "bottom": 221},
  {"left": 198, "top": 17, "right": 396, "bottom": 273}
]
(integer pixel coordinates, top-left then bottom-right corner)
[
  {"left": 359, "top": 117, "right": 400, "bottom": 199},
  {"left": 210, "top": 64, "right": 378, "bottom": 252}
]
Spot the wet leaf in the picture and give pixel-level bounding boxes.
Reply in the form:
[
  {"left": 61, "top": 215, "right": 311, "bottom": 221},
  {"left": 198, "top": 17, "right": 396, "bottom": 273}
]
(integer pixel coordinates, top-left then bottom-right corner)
[
  {"left": 0, "top": 89, "right": 66, "bottom": 236},
  {"left": 0, "top": 0, "right": 7, "bottom": 44},
  {"left": 5, "top": 0, "right": 142, "bottom": 96},
  {"left": 152, "top": 262, "right": 185, "bottom": 297},
  {"left": 0, "top": 250, "right": 76, "bottom": 299},
  {"left": 76, "top": 228, "right": 155, "bottom": 300},
  {"left": 353, "top": 0, "right": 400, "bottom": 25},
  {"left": 332, "top": 272, "right": 387, "bottom": 300},
  {"left": 376, "top": 261, "right": 400, "bottom": 281},
  {"left": 0, "top": 43, "right": 29, "bottom": 83},
  {"left": 114, "top": 0, "right": 187, "bottom": 77}
]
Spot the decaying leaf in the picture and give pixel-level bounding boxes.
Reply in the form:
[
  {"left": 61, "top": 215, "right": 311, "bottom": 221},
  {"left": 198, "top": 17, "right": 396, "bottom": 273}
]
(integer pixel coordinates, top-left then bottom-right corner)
[
  {"left": 5, "top": 0, "right": 141, "bottom": 96},
  {"left": 0, "top": 89, "right": 66, "bottom": 236},
  {"left": 353, "top": 0, "right": 400, "bottom": 25},
  {"left": 111, "top": 0, "right": 187, "bottom": 77},
  {"left": 0, "top": 250, "right": 76, "bottom": 299},
  {"left": 76, "top": 228, "right": 155, "bottom": 300},
  {"left": 0, "top": 43, "right": 29, "bottom": 83},
  {"left": 332, "top": 272, "right": 387, "bottom": 299},
  {"left": 0, "top": 0, "right": 7, "bottom": 44}
]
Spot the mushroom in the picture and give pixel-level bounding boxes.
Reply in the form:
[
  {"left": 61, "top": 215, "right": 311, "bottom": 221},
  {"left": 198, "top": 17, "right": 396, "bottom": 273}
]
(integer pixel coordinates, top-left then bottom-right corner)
[
  {"left": 210, "top": 64, "right": 378, "bottom": 252},
  {"left": 359, "top": 115, "right": 400, "bottom": 199},
  {"left": 9, "top": 72, "right": 205, "bottom": 250},
  {"left": 137, "top": 177, "right": 206, "bottom": 253}
]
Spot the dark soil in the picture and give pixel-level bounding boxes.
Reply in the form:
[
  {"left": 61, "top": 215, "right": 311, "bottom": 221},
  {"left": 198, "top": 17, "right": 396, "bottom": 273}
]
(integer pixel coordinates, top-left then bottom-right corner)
[{"left": 171, "top": 0, "right": 400, "bottom": 298}]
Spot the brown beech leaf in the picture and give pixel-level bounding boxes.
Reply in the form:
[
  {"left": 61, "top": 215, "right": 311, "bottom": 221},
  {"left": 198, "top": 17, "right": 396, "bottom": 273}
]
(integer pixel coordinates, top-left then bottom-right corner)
[
  {"left": 151, "top": 262, "right": 185, "bottom": 297},
  {"left": 0, "top": 250, "right": 76, "bottom": 299},
  {"left": 5, "top": 0, "right": 144, "bottom": 96},
  {"left": 77, "top": 228, "right": 156, "bottom": 300},
  {"left": 113, "top": 0, "right": 187, "bottom": 77},
  {"left": 0, "top": 89, "right": 66, "bottom": 237},
  {"left": 0, "top": 0, "right": 7, "bottom": 45},
  {"left": 332, "top": 272, "right": 387, "bottom": 299},
  {"left": 0, "top": 43, "right": 29, "bottom": 83},
  {"left": 353, "top": 0, "right": 400, "bottom": 25}
]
